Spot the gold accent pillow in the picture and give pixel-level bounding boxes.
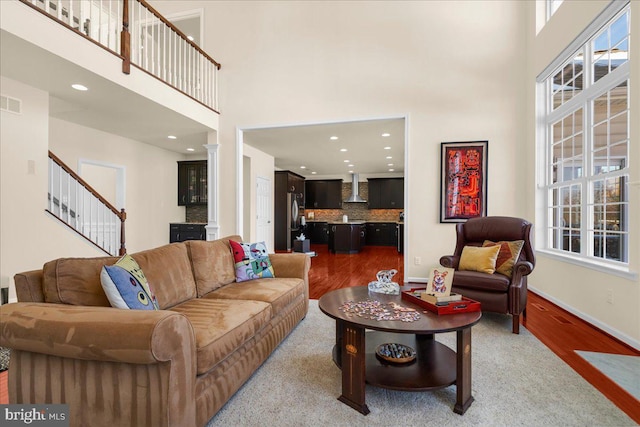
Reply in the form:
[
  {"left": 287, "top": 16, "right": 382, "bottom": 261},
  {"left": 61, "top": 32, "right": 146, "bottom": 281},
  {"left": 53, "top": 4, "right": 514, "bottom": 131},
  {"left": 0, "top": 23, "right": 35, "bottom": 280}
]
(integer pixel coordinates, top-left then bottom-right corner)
[
  {"left": 483, "top": 240, "right": 525, "bottom": 278},
  {"left": 458, "top": 245, "right": 501, "bottom": 274}
]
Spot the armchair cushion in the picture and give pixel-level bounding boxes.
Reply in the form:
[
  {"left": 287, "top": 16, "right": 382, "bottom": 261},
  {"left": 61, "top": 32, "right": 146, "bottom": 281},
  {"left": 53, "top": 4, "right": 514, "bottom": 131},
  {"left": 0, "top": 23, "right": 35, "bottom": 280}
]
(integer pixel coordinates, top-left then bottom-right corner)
[
  {"left": 458, "top": 245, "right": 501, "bottom": 274},
  {"left": 450, "top": 270, "right": 511, "bottom": 292},
  {"left": 483, "top": 240, "right": 524, "bottom": 278}
]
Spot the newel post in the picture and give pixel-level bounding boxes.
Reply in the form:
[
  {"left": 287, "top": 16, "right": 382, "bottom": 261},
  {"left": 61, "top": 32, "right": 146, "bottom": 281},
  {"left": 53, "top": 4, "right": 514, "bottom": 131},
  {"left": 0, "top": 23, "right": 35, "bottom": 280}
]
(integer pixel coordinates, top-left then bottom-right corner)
[
  {"left": 121, "top": 0, "right": 131, "bottom": 74},
  {"left": 119, "top": 208, "right": 127, "bottom": 255}
]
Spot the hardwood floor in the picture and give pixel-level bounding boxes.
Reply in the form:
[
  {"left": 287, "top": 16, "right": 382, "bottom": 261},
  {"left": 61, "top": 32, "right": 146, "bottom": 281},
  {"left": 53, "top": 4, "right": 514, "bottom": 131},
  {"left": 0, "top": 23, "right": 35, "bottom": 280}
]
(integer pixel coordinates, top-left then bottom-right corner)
[{"left": 1, "top": 244, "right": 638, "bottom": 424}]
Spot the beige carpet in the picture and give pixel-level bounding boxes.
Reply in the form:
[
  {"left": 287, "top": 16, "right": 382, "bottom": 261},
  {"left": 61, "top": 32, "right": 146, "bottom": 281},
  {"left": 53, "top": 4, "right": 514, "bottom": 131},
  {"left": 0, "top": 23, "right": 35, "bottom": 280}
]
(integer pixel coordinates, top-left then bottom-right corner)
[{"left": 207, "top": 300, "right": 636, "bottom": 427}]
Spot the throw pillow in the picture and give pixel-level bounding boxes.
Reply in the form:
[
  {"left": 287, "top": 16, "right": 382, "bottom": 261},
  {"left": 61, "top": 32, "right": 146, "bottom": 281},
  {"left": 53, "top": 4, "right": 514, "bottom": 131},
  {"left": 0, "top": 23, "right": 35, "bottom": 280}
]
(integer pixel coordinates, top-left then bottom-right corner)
[
  {"left": 100, "top": 254, "right": 159, "bottom": 310},
  {"left": 483, "top": 240, "right": 525, "bottom": 278},
  {"left": 458, "top": 245, "right": 501, "bottom": 274},
  {"left": 229, "top": 240, "right": 275, "bottom": 282}
]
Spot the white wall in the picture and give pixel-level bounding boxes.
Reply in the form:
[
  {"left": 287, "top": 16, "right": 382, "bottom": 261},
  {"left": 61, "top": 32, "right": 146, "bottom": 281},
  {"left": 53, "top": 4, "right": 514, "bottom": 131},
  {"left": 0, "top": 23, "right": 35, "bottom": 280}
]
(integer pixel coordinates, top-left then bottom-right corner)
[
  {"left": 49, "top": 118, "right": 186, "bottom": 253},
  {"left": 0, "top": 77, "right": 105, "bottom": 301},
  {"left": 155, "top": 0, "right": 528, "bottom": 271},
  {"left": 525, "top": 1, "right": 639, "bottom": 346}
]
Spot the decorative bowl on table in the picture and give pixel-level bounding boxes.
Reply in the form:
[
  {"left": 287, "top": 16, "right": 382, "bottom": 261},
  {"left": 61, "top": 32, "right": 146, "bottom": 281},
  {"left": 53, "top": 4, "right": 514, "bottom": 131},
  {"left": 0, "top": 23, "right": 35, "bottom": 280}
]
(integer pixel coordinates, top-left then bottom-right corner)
[{"left": 375, "top": 343, "right": 416, "bottom": 364}]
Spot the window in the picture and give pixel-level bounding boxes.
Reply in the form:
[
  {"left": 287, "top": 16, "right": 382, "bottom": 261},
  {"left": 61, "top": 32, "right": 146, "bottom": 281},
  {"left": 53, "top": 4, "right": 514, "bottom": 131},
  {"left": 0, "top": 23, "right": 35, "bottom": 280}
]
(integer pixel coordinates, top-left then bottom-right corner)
[
  {"left": 547, "top": 0, "right": 564, "bottom": 21},
  {"left": 539, "top": 5, "right": 630, "bottom": 265}
]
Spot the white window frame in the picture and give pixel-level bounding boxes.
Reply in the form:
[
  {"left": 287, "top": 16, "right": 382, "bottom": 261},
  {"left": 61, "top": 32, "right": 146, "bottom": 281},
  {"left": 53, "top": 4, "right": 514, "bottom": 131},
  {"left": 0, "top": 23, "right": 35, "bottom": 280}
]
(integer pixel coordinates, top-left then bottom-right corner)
[{"left": 536, "top": 2, "right": 631, "bottom": 276}]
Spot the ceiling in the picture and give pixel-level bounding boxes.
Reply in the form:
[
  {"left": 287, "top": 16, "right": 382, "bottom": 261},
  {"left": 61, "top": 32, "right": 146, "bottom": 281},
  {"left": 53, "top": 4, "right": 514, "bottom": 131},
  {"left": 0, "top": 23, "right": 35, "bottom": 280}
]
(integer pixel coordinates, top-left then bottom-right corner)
[
  {"left": 2, "top": 23, "right": 405, "bottom": 175},
  {"left": 1, "top": 29, "right": 210, "bottom": 154},
  {"left": 243, "top": 118, "right": 405, "bottom": 178}
]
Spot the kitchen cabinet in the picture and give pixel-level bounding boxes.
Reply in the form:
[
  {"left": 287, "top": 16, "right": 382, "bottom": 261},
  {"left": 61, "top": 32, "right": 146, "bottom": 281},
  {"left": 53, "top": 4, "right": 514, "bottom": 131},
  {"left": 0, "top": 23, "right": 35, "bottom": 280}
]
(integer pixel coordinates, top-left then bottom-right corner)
[
  {"left": 178, "top": 161, "right": 207, "bottom": 206},
  {"left": 170, "top": 223, "right": 206, "bottom": 243},
  {"left": 275, "top": 171, "right": 305, "bottom": 251},
  {"left": 329, "top": 223, "right": 363, "bottom": 254},
  {"left": 305, "top": 180, "right": 343, "bottom": 209},
  {"left": 308, "top": 222, "right": 329, "bottom": 244},
  {"left": 365, "top": 222, "right": 397, "bottom": 246},
  {"left": 397, "top": 223, "right": 404, "bottom": 253},
  {"left": 367, "top": 178, "right": 404, "bottom": 209}
]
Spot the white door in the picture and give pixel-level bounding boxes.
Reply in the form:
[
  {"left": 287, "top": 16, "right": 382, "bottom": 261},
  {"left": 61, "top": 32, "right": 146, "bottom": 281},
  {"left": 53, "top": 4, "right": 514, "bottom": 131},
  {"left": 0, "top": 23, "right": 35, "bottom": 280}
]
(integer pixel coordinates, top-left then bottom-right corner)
[{"left": 256, "top": 176, "right": 272, "bottom": 250}]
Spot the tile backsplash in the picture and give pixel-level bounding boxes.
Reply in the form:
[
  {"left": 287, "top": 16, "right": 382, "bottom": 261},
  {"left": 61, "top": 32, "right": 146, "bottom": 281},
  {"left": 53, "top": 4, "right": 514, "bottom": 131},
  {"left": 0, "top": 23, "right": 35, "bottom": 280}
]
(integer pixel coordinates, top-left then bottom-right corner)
[{"left": 306, "top": 182, "right": 402, "bottom": 222}]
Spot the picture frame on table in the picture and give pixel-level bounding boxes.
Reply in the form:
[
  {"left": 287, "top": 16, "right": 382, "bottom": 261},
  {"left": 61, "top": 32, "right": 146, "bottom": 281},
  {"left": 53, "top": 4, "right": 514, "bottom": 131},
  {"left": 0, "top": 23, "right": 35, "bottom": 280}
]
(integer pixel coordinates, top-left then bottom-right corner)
[{"left": 440, "top": 140, "right": 488, "bottom": 223}]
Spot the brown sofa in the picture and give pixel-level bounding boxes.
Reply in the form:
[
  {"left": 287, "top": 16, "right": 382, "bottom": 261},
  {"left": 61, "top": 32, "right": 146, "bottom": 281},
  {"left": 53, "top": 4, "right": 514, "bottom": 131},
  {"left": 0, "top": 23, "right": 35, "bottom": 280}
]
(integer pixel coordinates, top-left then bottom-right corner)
[{"left": 0, "top": 235, "right": 310, "bottom": 427}]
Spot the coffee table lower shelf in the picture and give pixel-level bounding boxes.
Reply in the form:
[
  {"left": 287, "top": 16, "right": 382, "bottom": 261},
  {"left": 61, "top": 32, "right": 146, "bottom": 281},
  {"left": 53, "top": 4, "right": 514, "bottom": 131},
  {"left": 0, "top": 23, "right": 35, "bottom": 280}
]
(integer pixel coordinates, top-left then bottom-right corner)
[{"left": 332, "top": 331, "right": 457, "bottom": 391}]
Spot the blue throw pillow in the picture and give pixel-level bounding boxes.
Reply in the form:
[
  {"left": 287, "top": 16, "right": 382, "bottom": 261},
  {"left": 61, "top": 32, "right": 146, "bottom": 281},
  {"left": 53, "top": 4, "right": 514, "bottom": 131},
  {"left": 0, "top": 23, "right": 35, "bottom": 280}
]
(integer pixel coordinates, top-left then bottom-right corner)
[{"left": 100, "top": 254, "right": 159, "bottom": 310}]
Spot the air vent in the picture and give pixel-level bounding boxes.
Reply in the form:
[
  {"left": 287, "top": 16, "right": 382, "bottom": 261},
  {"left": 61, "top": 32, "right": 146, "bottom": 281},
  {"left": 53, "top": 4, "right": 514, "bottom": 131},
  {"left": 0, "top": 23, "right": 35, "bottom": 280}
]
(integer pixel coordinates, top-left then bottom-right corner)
[{"left": 0, "top": 95, "right": 22, "bottom": 114}]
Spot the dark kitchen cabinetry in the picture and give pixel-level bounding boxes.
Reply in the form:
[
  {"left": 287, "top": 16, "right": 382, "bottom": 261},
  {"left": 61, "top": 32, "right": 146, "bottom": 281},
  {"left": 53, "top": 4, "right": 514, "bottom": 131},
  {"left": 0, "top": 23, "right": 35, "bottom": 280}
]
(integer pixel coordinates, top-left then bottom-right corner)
[
  {"left": 305, "top": 180, "right": 343, "bottom": 209},
  {"left": 308, "top": 222, "right": 329, "bottom": 244},
  {"left": 367, "top": 178, "right": 404, "bottom": 209},
  {"left": 365, "top": 222, "right": 397, "bottom": 246},
  {"left": 170, "top": 223, "right": 206, "bottom": 243},
  {"left": 275, "top": 171, "right": 305, "bottom": 251},
  {"left": 397, "top": 222, "right": 404, "bottom": 253},
  {"left": 178, "top": 161, "right": 207, "bottom": 206},
  {"left": 329, "top": 223, "right": 363, "bottom": 254}
]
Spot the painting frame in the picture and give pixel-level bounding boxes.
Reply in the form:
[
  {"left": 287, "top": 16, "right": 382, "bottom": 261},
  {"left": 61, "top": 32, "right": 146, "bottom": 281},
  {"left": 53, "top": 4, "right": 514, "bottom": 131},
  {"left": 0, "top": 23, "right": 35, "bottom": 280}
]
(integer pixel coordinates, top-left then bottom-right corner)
[{"left": 440, "top": 140, "right": 488, "bottom": 223}]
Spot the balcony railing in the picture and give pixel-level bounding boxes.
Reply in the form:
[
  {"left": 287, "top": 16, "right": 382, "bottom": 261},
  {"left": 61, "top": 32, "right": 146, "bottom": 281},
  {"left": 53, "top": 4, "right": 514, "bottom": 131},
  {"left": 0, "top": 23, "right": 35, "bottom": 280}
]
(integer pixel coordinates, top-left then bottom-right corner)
[{"left": 21, "top": 0, "right": 220, "bottom": 111}]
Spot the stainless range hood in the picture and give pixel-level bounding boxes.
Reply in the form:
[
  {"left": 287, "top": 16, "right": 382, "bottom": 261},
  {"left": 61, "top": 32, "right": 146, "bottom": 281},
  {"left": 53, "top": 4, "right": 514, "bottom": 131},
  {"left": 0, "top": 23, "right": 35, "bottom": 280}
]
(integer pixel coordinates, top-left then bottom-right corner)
[{"left": 344, "top": 173, "right": 367, "bottom": 203}]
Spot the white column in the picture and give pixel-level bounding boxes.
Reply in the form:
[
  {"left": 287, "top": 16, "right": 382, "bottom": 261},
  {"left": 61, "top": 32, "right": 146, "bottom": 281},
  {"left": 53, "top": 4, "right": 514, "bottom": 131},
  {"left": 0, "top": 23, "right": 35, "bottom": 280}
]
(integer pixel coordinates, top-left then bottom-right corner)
[{"left": 204, "top": 137, "right": 219, "bottom": 240}]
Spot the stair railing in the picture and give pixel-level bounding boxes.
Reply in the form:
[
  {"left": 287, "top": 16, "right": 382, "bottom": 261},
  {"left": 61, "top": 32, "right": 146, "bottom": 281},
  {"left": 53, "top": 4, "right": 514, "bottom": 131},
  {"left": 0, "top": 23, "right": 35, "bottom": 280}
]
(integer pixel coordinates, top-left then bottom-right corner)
[
  {"left": 20, "top": 0, "right": 220, "bottom": 111},
  {"left": 47, "top": 151, "right": 126, "bottom": 256}
]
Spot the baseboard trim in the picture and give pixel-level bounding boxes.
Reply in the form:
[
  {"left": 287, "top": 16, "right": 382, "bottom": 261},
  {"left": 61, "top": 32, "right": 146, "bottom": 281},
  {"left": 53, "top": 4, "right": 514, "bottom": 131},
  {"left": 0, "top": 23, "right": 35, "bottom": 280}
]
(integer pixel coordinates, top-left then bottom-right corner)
[{"left": 529, "top": 286, "right": 640, "bottom": 351}]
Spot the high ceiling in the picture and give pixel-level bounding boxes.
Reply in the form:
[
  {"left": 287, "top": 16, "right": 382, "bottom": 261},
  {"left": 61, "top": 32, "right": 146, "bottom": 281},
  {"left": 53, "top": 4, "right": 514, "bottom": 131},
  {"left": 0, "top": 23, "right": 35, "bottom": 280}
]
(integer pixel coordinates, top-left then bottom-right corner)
[{"left": 243, "top": 118, "right": 405, "bottom": 178}]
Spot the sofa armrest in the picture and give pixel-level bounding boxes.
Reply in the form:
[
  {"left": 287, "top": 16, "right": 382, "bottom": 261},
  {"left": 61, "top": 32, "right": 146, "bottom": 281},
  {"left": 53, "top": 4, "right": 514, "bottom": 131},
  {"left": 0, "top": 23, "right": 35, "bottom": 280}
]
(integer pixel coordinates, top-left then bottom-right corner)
[
  {"left": 269, "top": 253, "right": 309, "bottom": 279},
  {"left": 2, "top": 302, "right": 197, "bottom": 426},
  {"left": 0, "top": 302, "right": 195, "bottom": 365},
  {"left": 439, "top": 255, "right": 460, "bottom": 269}
]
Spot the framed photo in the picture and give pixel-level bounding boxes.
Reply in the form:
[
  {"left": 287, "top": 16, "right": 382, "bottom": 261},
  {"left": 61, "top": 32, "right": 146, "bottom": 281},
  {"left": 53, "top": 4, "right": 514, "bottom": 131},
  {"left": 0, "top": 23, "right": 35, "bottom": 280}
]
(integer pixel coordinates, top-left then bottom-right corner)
[
  {"left": 440, "top": 141, "right": 488, "bottom": 223},
  {"left": 427, "top": 267, "right": 455, "bottom": 296}
]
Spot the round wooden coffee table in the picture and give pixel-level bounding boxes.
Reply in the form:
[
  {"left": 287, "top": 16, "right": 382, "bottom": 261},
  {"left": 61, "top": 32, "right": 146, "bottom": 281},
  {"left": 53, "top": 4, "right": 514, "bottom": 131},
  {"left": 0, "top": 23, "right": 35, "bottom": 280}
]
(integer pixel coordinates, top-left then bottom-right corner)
[{"left": 318, "top": 286, "right": 481, "bottom": 415}]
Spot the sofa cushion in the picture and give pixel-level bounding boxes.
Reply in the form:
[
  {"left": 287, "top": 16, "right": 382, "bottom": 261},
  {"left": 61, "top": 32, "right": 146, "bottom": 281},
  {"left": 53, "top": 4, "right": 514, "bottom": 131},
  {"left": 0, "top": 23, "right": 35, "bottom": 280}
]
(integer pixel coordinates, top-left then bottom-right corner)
[
  {"left": 43, "top": 256, "right": 118, "bottom": 306},
  {"left": 169, "top": 298, "right": 272, "bottom": 375},
  {"left": 100, "top": 254, "right": 159, "bottom": 310},
  {"left": 186, "top": 236, "right": 239, "bottom": 297},
  {"left": 483, "top": 240, "right": 524, "bottom": 278},
  {"left": 229, "top": 240, "right": 275, "bottom": 282},
  {"left": 130, "top": 243, "right": 197, "bottom": 309},
  {"left": 458, "top": 245, "right": 501, "bottom": 274},
  {"left": 451, "top": 270, "right": 511, "bottom": 292},
  {"left": 203, "top": 278, "right": 304, "bottom": 314}
]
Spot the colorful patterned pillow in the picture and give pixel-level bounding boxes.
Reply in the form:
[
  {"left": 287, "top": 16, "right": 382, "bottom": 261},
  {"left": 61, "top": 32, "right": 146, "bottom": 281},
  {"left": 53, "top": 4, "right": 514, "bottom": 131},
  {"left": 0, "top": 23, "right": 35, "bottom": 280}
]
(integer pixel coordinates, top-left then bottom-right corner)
[
  {"left": 458, "top": 245, "right": 501, "bottom": 274},
  {"left": 100, "top": 254, "right": 159, "bottom": 310},
  {"left": 229, "top": 240, "right": 275, "bottom": 282},
  {"left": 483, "top": 240, "right": 525, "bottom": 278}
]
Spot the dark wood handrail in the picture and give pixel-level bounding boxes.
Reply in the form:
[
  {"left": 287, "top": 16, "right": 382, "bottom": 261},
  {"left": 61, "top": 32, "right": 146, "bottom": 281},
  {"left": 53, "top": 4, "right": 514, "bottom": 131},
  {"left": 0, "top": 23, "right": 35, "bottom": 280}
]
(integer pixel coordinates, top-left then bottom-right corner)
[
  {"left": 48, "top": 151, "right": 123, "bottom": 219},
  {"left": 136, "top": 0, "right": 221, "bottom": 70},
  {"left": 48, "top": 151, "right": 127, "bottom": 255}
]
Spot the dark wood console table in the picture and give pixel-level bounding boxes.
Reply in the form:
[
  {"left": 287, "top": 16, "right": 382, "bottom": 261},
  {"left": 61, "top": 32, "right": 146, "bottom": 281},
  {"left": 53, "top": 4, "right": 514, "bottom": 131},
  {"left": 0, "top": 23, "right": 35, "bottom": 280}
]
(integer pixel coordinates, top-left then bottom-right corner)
[{"left": 318, "top": 286, "right": 481, "bottom": 415}]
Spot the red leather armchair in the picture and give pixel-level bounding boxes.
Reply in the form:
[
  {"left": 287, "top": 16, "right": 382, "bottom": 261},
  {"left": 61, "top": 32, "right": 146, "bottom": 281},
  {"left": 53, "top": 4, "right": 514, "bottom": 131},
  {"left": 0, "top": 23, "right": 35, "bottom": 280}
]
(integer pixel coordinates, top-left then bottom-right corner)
[{"left": 439, "top": 216, "right": 535, "bottom": 334}]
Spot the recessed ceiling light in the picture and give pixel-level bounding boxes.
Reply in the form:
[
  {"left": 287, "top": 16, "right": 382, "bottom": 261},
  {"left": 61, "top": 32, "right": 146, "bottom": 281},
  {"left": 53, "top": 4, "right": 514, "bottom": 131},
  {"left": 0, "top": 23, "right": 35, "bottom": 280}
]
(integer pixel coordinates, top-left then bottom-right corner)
[
  {"left": 71, "top": 84, "right": 88, "bottom": 91},
  {"left": 389, "top": 168, "right": 395, "bottom": 172},
  {"left": 343, "top": 160, "right": 350, "bottom": 163},
  {"left": 384, "top": 146, "right": 391, "bottom": 150},
  {"left": 187, "top": 35, "right": 194, "bottom": 41},
  {"left": 186, "top": 148, "right": 195, "bottom": 152},
  {"left": 348, "top": 170, "right": 354, "bottom": 173},
  {"left": 386, "top": 156, "right": 393, "bottom": 159},
  {"left": 340, "top": 148, "right": 348, "bottom": 152},
  {"left": 330, "top": 136, "right": 339, "bottom": 140},
  {"left": 300, "top": 166, "right": 306, "bottom": 169},
  {"left": 382, "top": 133, "right": 390, "bottom": 137},
  {"left": 311, "top": 171, "right": 317, "bottom": 174},
  {"left": 168, "top": 135, "right": 177, "bottom": 139},
  {"left": 348, "top": 164, "right": 354, "bottom": 167},
  {"left": 387, "top": 163, "right": 394, "bottom": 166}
]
